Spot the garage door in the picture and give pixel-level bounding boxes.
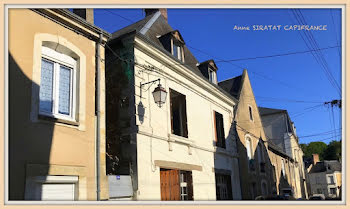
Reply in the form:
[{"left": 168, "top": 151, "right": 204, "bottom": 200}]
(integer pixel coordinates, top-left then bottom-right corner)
[{"left": 41, "top": 184, "right": 75, "bottom": 200}]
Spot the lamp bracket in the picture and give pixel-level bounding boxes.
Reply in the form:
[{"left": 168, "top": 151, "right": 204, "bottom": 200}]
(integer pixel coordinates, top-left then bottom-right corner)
[{"left": 140, "top": 78, "right": 161, "bottom": 88}]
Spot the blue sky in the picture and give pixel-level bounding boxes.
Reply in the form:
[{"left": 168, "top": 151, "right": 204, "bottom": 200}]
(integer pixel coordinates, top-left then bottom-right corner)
[{"left": 93, "top": 8, "right": 342, "bottom": 145}]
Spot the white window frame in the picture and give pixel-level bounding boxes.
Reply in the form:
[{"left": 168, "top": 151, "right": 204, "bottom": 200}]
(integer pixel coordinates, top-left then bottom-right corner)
[
  {"left": 245, "top": 136, "right": 252, "bottom": 160},
  {"left": 171, "top": 39, "right": 184, "bottom": 62},
  {"left": 327, "top": 175, "right": 335, "bottom": 184},
  {"left": 281, "top": 159, "right": 286, "bottom": 177},
  {"left": 39, "top": 46, "right": 77, "bottom": 122},
  {"left": 208, "top": 67, "right": 217, "bottom": 84},
  {"left": 180, "top": 171, "right": 188, "bottom": 200}
]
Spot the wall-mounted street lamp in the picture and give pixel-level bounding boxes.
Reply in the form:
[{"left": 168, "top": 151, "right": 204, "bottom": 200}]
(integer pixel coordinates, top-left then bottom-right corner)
[{"left": 140, "top": 78, "right": 167, "bottom": 107}]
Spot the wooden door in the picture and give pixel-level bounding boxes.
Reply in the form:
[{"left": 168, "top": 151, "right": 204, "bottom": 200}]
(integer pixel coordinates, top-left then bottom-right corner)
[{"left": 160, "top": 169, "right": 180, "bottom": 201}]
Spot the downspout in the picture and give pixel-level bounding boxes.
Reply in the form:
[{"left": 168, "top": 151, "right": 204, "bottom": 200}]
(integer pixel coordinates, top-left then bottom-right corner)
[{"left": 95, "top": 32, "right": 103, "bottom": 201}]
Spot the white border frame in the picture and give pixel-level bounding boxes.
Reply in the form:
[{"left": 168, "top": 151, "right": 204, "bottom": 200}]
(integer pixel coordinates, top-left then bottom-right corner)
[{"left": 4, "top": 4, "right": 345, "bottom": 205}]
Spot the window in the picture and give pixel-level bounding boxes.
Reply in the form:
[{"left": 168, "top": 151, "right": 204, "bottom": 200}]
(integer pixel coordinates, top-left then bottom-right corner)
[
  {"left": 39, "top": 46, "right": 76, "bottom": 121},
  {"left": 170, "top": 89, "right": 188, "bottom": 138},
  {"left": 261, "top": 182, "right": 268, "bottom": 196},
  {"left": 208, "top": 68, "right": 217, "bottom": 84},
  {"left": 172, "top": 41, "right": 183, "bottom": 62},
  {"left": 214, "top": 111, "right": 225, "bottom": 149},
  {"left": 180, "top": 171, "right": 192, "bottom": 200},
  {"left": 215, "top": 174, "right": 233, "bottom": 200},
  {"left": 281, "top": 159, "right": 286, "bottom": 177},
  {"left": 160, "top": 169, "right": 193, "bottom": 201},
  {"left": 316, "top": 188, "right": 322, "bottom": 194},
  {"left": 272, "top": 165, "right": 277, "bottom": 182},
  {"left": 249, "top": 106, "right": 253, "bottom": 121},
  {"left": 328, "top": 176, "right": 335, "bottom": 184},
  {"left": 329, "top": 188, "right": 337, "bottom": 195},
  {"left": 258, "top": 142, "right": 266, "bottom": 173},
  {"left": 251, "top": 182, "right": 257, "bottom": 199},
  {"left": 246, "top": 137, "right": 252, "bottom": 160}
]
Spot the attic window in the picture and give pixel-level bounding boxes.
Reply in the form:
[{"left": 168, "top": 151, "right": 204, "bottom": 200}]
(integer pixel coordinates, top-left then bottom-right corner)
[
  {"left": 208, "top": 67, "right": 217, "bottom": 84},
  {"left": 249, "top": 106, "right": 253, "bottom": 121},
  {"left": 172, "top": 39, "right": 184, "bottom": 62}
]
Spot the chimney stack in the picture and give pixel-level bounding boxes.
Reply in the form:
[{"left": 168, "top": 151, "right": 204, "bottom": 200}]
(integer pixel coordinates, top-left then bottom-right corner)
[
  {"left": 145, "top": 9, "right": 168, "bottom": 22},
  {"left": 73, "top": 9, "right": 94, "bottom": 24},
  {"left": 312, "top": 154, "right": 319, "bottom": 165}
]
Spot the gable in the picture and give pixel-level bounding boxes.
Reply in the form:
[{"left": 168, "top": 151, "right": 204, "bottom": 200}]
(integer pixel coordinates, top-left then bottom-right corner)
[{"left": 234, "top": 70, "right": 267, "bottom": 141}]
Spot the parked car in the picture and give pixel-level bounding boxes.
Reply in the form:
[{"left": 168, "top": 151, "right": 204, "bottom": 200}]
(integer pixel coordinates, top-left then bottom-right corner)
[
  {"left": 255, "top": 194, "right": 291, "bottom": 200},
  {"left": 309, "top": 194, "right": 325, "bottom": 200}
]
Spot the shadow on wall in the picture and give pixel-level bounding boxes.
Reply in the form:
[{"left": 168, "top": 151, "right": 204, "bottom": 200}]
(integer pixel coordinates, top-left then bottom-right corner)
[
  {"left": 9, "top": 53, "right": 55, "bottom": 200},
  {"left": 212, "top": 121, "right": 276, "bottom": 200},
  {"left": 105, "top": 38, "right": 139, "bottom": 194},
  {"left": 278, "top": 169, "right": 293, "bottom": 197},
  {"left": 232, "top": 126, "right": 276, "bottom": 200}
]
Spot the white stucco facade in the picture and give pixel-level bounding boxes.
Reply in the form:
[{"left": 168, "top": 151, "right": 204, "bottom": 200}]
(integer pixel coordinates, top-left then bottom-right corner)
[{"left": 131, "top": 36, "right": 241, "bottom": 200}]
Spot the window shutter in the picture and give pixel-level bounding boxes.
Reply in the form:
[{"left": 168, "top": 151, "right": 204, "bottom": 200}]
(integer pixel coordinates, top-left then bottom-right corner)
[
  {"left": 170, "top": 90, "right": 174, "bottom": 134},
  {"left": 213, "top": 111, "right": 217, "bottom": 144},
  {"left": 186, "top": 172, "right": 193, "bottom": 200},
  {"left": 170, "top": 170, "right": 180, "bottom": 200},
  {"left": 182, "top": 95, "right": 188, "bottom": 138},
  {"left": 220, "top": 115, "right": 226, "bottom": 149}
]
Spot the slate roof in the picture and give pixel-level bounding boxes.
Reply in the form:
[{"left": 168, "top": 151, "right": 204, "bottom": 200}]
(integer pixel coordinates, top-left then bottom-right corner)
[
  {"left": 111, "top": 12, "right": 200, "bottom": 75},
  {"left": 309, "top": 161, "right": 341, "bottom": 174},
  {"left": 218, "top": 76, "right": 242, "bottom": 100},
  {"left": 109, "top": 11, "right": 238, "bottom": 103},
  {"left": 268, "top": 139, "right": 291, "bottom": 160},
  {"left": 258, "top": 107, "right": 286, "bottom": 116}
]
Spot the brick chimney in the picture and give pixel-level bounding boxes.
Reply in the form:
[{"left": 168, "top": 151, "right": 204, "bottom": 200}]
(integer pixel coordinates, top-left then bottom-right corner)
[
  {"left": 73, "top": 9, "right": 94, "bottom": 24},
  {"left": 312, "top": 154, "right": 319, "bottom": 165},
  {"left": 145, "top": 9, "right": 167, "bottom": 22}
]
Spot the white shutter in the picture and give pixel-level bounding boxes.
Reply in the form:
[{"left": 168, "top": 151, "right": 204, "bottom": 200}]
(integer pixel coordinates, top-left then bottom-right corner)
[{"left": 41, "top": 184, "right": 75, "bottom": 200}]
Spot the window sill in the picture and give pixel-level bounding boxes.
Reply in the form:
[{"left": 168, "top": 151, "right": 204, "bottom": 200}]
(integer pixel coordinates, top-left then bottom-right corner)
[
  {"left": 38, "top": 114, "right": 79, "bottom": 127},
  {"left": 169, "top": 134, "right": 193, "bottom": 145}
]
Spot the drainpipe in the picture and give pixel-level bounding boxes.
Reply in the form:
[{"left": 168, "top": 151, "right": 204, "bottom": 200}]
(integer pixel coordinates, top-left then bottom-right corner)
[{"left": 95, "top": 32, "right": 103, "bottom": 201}]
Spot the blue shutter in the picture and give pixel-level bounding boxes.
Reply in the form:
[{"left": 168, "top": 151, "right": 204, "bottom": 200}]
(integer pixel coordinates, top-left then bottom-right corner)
[
  {"left": 39, "top": 59, "right": 54, "bottom": 113},
  {"left": 58, "top": 65, "right": 71, "bottom": 115}
]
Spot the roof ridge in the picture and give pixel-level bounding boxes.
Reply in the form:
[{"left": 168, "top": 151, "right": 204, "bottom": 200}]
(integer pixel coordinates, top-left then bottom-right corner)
[{"left": 140, "top": 11, "right": 161, "bottom": 35}]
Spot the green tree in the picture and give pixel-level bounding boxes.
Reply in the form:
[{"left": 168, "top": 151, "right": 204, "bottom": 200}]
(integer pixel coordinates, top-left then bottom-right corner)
[
  {"left": 323, "top": 140, "right": 341, "bottom": 161},
  {"left": 302, "top": 141, "right": 327, "bottom": 160}
]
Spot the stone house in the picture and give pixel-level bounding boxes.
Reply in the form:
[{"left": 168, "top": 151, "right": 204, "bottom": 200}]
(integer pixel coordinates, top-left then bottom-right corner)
[
  {"left": 9, "top": 8, "right": 111, "bottom": 200},
  {"left": 105, "top": 9, "right": 242, "bottom": 200},
  {"left": 219, "top": 69, "right": 274, "bottom": 200},
  {"left": 259, "top": 107, "right": 308, "bottom": 199},
  {"left": 307, "top": 154, "right": 341, "bottom": 199}
]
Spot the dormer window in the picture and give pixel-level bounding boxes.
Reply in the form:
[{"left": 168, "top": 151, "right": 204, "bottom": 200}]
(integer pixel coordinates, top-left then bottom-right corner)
[
  {"left": 198, "top": 59, "right": 218, "bottom": 85},
  {"left": 158, "top": 30, "right": 186, "bottom": 62},
  {"left": 208, "top": 67, "right": 217, "bottom": 84},
  {"left": 172, "top": 40, "right": 183, "bottom": 62}
]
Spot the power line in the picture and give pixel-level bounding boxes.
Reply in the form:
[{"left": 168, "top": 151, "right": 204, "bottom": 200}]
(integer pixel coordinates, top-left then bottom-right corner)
[
  {"left": 290, "top": 104, "right": 324, "bottom": 118},
  {"left": 215, "top": 45, "right": 340, "bottom": 63},
  {"left": 255, "top": 96, "right": 324, "bottom": 104},
  {"left": 104, "top": 9, "right": 305, "bottom": 91},
  {"left": 290, "top": 9, "right": 341, "bottom": 96},
  {"left": 298, "top": 128, "right": 342, "bottom": 138},
  {"left": 329, "top": 9, "right": 341, "bottom": 56}
]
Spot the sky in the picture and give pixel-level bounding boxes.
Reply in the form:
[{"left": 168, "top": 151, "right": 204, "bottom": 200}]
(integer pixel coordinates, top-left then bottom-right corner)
[{"left": 93, "top": 8, "right": 342, "bottom": 145}]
